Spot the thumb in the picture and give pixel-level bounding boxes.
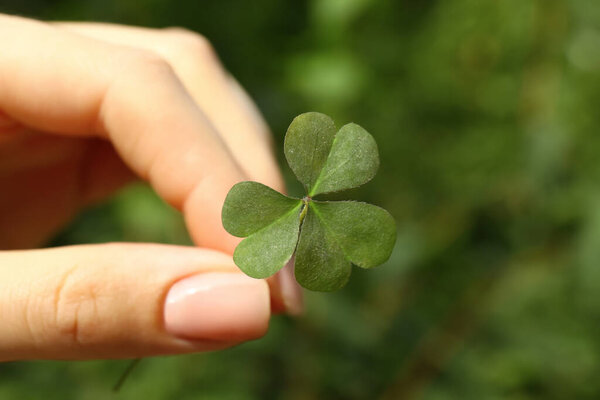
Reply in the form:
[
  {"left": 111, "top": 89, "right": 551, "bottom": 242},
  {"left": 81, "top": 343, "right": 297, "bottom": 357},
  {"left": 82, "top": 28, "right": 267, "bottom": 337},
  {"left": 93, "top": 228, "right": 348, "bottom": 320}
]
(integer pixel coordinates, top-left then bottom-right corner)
[{"left": 0, "top": 243, "right": 270, "bottom": 361}]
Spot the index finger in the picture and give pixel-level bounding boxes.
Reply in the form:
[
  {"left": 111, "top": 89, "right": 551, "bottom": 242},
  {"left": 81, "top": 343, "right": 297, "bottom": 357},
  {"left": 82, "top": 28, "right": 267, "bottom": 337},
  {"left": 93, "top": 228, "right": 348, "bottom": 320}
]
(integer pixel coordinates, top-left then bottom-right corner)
[
  {"left": 0, "top": 14, "right": 241, "bottom": 252},
  {"left": 54, "top": 22, "right": 285, "bottom": 193}
]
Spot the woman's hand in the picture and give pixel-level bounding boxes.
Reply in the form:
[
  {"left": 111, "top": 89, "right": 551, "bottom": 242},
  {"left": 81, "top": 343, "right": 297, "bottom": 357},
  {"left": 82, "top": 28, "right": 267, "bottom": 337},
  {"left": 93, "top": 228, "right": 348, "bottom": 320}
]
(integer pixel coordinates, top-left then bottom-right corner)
[{"left": 0, "top": 14, "right": 302, "bottom": 361}]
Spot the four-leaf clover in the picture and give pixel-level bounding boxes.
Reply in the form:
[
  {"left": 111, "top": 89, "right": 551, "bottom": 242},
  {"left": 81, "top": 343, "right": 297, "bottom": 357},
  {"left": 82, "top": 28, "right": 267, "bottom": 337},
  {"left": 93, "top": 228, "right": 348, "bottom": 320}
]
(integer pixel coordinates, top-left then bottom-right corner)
[{"left": 222, "top": 112, "right": 396, "bottom": 291}]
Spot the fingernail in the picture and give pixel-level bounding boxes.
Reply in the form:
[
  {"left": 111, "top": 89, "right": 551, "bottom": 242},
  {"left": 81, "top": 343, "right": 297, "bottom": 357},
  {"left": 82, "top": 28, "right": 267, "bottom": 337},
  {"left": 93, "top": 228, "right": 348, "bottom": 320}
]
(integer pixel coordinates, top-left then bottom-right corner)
[
  {"left": 279, "top": 259, "right": 304, "bottom": 315},
  {"left": 164, "top": 272, "right": 270, "bottom": 341}
]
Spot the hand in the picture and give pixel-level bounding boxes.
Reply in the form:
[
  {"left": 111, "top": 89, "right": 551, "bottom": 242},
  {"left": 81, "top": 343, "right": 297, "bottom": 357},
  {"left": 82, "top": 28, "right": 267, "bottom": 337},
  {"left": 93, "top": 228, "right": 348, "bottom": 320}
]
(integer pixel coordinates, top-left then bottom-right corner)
[{"left": 0, "top": 14, "right": 302, "bottom": 361}]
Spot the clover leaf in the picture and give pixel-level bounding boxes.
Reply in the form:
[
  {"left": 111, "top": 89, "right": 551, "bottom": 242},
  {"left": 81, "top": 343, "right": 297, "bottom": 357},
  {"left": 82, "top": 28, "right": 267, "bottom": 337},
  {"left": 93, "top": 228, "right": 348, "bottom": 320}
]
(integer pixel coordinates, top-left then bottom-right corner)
[{"left": 221, "top": 112, "right": 397, "bottom": 291}]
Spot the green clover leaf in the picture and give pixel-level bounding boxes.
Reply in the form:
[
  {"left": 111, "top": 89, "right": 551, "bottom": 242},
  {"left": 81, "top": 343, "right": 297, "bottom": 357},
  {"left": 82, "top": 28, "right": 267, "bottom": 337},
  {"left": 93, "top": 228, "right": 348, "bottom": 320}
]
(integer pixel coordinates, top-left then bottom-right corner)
[{"left": 221, "top": 112, "right": 397, "bottom": 291}]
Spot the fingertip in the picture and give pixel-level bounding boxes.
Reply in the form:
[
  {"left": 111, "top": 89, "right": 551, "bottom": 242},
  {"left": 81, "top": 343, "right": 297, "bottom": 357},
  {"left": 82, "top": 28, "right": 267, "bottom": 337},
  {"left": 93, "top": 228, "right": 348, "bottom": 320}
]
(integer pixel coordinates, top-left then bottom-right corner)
[
  {"left": 183, "top": 176, "right": 243, "bottom": 254},
  {"left": 268, "top": 259, "right": 304, "bottom": 316}
]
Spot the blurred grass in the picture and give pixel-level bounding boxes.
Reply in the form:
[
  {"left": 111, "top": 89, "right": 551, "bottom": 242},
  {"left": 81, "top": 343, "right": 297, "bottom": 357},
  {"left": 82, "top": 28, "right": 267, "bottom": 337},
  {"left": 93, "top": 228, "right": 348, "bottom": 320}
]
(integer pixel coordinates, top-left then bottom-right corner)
[{"left": 2, "top": 0, "right": 600, "bottom": 398}]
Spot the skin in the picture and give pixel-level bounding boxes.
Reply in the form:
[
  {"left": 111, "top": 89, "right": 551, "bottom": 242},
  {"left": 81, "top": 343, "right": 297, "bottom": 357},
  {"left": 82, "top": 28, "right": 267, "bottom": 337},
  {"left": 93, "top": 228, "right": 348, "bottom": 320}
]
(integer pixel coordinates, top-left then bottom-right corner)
[{"left": 0, "top": 14, "right": 302, "bottom": 361}]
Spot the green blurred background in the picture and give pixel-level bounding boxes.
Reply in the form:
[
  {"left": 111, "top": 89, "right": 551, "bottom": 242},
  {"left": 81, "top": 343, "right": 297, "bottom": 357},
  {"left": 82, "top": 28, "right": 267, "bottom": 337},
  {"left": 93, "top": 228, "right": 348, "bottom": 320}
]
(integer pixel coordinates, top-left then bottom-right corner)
[{"left": 2, "top": 0, "right": 600, "bottom": 398}]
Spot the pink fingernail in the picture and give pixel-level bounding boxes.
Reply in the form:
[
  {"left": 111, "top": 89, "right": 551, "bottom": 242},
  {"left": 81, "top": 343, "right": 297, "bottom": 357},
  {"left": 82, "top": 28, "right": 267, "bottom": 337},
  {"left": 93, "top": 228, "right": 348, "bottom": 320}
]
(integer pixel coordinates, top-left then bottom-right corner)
[{"left": 164, "top": 273, "right": 270, "bottom": 341}]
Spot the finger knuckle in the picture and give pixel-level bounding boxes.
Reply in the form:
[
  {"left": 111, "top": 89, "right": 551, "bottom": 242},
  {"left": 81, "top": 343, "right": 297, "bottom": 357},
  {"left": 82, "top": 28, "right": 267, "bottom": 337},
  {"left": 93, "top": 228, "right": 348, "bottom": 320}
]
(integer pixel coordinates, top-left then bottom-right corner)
[
  {"left": 163, "top": 27, "right": 217, "bottom": 62},
  {"left": 52, "top": 266, "right": 101, "bottom": 346}
]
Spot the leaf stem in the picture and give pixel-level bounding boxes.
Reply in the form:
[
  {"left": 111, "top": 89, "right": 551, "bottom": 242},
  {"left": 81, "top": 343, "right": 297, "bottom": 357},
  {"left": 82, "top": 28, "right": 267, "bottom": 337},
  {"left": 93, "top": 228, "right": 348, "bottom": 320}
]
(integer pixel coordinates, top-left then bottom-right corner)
[
  {"left": 299, "top": 197, "right": 311, "bottom": 224},
  {"left": 112, "top": 358, "right": 142, "bottom": 392}
]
